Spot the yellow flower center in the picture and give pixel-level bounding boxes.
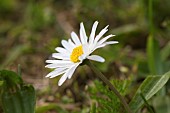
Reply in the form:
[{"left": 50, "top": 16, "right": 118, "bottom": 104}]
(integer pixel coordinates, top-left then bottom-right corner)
[{"left": 70, "top": 45, "right": 84, "bottom": 63}]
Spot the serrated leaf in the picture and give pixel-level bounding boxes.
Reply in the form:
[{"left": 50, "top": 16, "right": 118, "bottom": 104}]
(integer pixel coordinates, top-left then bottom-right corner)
[
  {"left": 129, "top": 71, "right": 170, "bottom": 112},
  {"left": 89, "top": 79, "right": 131, "bottom": 113}
]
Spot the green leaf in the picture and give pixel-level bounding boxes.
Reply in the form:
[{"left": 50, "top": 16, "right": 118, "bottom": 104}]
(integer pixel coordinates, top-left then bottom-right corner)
[
  {"left": 0, "top": 70, "right": 36, "bottom": 113},
  {"left": 129, "top": 71, "right": 170, "bottom": 113},
  {"left": 140, "top": 93, "right": 155, "bottom": 113},
  {"left": 0, "top": 70, "right": 23, "bottom": 89},
  {"left": 1, "top": 85, "right": 36, "bottom": 113},
  {"left": 88, "top": 79, "right": 131, "bottom": 113},
  {"left": 20, "top": 85, "right": 36, "bottom": 113},
  {"left": 147, "top": 35, "right": 163, "bottom": 74}
]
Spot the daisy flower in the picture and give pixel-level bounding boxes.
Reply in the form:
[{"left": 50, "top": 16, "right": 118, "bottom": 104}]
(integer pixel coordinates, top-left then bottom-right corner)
[{"left": 45, "top": 21, "right": 118, "bottom": 86}]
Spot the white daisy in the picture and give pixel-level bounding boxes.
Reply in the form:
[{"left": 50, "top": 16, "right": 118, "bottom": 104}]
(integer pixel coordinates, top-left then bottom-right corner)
[{"left": 45, "top": 21, "right": 118, "bottom": 86}]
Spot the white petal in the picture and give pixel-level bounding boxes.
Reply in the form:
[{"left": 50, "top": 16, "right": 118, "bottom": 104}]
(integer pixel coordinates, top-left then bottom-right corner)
[
  {"left": 105, "top": 41, "right": 119, "bottom": 45},
  {"left": 71, "top": 32, "right": 81, "bottom": 46},
  {"left": 93, "top": 41, "right": 118, "bottom": 51},
  {"left": 79, "top": 54, "right": 86, "bottom": 61},
  {"left": 97, "top": 34, "right": 115, "bottom": 45},
  {"left": 61, "top": 40, "right": 73, "bottom": 52},
  {"left": 46, "top": 60, "right": 72, "bottom": 64},
  {"left": 94, "top": 25, "right": 109, "bottom": 43},
  {"left": 82, "top": 44, "right": 89, "bottom": 55},
  {"left": 52, "top": 53, "right": 70, "bottom": 60},
  {"left": 45, "top": 62, "right": 73, "bottom": 68},
  {"left": 89, "top": 21, "right": 98, "bottom": 45},
  {"left": 46, "top": 60, "right": 57, "bottom": 63},
  {"left": 49, "top": 70, "right": 66, "bottom": 78},
  {"left": 80, "top": 22, "right": 88, "bottom": 44},
  {"left": 68, "top": 64, "right": 79, "bottom": 79},
  {"left": 58, "top": 71, "right": 68, "bottom": 86},
  {"left": 68, "top": 39, "right": 76, "bottom": 48},
  {"left": 55, "top": 47, "right": 68, "bottom": 53},
  {"left": 90, "top": 25, "right": 109, "bottom": 51},
  {"left": 93, "top": 44, "right": 106, "bottom": 51},
  {"left": 87, "top": 55, "right": 105, "bottom": 62},
  {"left": 58, "top": 65, "right": 78, "bottom": 86},
  {"left": 46, "top": 68, "right": 67, "bottom": 78}
]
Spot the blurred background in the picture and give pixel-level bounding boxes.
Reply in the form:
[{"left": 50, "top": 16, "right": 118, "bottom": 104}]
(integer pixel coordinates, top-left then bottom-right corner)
[{"left": 0, "top": 0, "right": 170, "bottom": 112}]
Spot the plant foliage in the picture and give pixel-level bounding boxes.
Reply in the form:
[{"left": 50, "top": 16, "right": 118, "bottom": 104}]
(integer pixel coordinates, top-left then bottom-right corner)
[
  {"left": 0, "top": 70, "right": 36, "bottom": 113},
  {"left": 88, "top": 79, "right": 131, "bottom": 113}
]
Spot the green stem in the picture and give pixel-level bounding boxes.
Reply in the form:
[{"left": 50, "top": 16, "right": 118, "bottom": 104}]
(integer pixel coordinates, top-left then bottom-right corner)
[{"left": 87, "top": 61, "right": 132, "bottom": 113}]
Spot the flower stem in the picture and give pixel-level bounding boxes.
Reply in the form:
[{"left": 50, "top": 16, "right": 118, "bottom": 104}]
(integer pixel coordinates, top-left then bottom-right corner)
[{"left": 87, "top": 61, "right": 132, "bottom": 113}]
